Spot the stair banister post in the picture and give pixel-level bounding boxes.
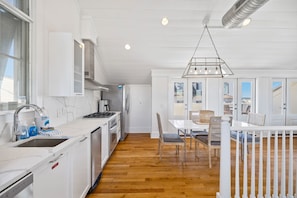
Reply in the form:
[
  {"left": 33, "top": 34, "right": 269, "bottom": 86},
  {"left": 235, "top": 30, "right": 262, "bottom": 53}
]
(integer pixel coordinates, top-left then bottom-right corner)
[{"left": 219, "top": 115, "right": 231, "bottom": 197}]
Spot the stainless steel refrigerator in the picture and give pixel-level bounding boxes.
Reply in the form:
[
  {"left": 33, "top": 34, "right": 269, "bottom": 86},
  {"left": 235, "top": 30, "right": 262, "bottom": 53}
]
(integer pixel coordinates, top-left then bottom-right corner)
[{"left": 102, "top": 85, "right": 129, "bottom": 140}]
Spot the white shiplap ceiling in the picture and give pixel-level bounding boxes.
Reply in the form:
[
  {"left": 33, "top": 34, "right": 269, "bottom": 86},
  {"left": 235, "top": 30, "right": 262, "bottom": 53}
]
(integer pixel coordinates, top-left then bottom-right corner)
[{"left": 78, "top": 0, "right": 297, "bottom": 84}]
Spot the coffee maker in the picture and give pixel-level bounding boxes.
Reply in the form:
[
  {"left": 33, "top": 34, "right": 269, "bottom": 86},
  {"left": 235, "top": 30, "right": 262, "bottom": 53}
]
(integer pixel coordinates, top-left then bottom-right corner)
[{"left": 98, "top": 100, "right": 110, "bottom": 112}]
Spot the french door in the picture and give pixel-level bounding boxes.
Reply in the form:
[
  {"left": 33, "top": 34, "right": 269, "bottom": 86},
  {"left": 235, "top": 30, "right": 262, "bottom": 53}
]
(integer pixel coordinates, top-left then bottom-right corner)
[
  {"left": 270, "top": 78, "right": 297, "bottom": 125},
  {"left": 168, "top": 78, "right": 206, "bottom": 120},
  {"left": 222, "top": 79, "right": 256, "bottom": 121}
]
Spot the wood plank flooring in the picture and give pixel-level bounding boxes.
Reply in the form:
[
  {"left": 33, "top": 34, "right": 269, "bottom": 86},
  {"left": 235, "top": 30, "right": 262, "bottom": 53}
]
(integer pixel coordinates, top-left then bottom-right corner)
[
  {"left": 87, "top": 133, "right": 221, "bottom": 198},
  {"left": 87, "top": 133, "right": 297, "bottom": 197}
]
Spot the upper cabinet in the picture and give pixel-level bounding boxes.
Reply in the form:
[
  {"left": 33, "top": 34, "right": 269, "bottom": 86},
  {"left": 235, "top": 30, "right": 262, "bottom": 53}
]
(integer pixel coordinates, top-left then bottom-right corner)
[
  {"left": 81, "top": 16, "right": 97, "bottom": 44},
  {"left": 48, "top": 32, "right": 84, "bottom": 96}
]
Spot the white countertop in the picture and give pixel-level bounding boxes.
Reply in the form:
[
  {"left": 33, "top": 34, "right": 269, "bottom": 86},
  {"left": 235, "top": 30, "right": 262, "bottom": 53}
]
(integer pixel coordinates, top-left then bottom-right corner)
[
  {"left": 0, "top": 112, "right": 119, "bottom": 192},
  {"left": 0, "top": 147, "right": 51, "bottom": 191}
]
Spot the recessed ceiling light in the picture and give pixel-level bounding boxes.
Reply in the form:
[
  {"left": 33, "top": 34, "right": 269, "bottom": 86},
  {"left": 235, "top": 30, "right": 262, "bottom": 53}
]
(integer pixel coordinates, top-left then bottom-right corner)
[
  {"left": 125, "top": 44, "right": 131, "bottom": 50},
  {"left": 241, "top": 18, "right": 251, "bottom": 27},
  {"left": 161, "top": 17, "right": 169, "bottom": 26}
]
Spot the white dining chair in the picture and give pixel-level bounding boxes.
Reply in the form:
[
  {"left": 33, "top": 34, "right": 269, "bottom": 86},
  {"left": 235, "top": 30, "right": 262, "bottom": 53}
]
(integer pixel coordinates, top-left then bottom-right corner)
[
  {"left": 230, "top": 112, "right": 266, "bottom": 159},
  {"left": 156, "top": 113, "right": 186, "bottom": 162},
  {"left": 194, "top": 116, "right": 221, "bottom": 168},
  {"left": 189, "top": 111, "right": 208, "bottom": 149}
]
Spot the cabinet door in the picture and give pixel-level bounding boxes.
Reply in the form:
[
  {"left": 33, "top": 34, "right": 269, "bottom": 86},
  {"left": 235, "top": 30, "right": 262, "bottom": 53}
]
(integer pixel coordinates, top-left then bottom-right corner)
[
  {"left": 101, "top": 123, "right": 109, "bottom": 168},
  {"left": 33, "top": 152, "right": 70, "bottom": 198},
  {"left": 49, "top": 32, "right": 84, "bottom": 96},
  {"left": 72, "top": 135, "right": 91, "bottom": 198},
  {"left": 74, "top": 40, "right": 84, "bottom": 95},
  {"left": 116, "top": 114, "right": 121, "bottom": 142}
]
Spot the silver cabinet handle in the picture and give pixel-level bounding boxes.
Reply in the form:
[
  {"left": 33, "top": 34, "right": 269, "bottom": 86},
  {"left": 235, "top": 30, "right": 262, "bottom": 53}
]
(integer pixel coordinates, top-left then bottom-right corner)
[
  {"left": 49, "top": 153, "right": 63, "bottom": 163},
  {"left": 80, "top": 137, "right": 88, "bottom": 142}
]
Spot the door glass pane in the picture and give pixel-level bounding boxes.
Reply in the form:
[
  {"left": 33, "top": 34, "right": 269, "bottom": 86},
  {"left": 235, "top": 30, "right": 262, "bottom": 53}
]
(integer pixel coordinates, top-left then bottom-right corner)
[
  {"left": 272, "top": 81, "right": 283, "bottom": 114},
  {"left": 287, "top": 81, "right": 297, "bottom": 114},
  {"left": 223, "top": 82, "right": 234, "bottom": 115},
  {"left": 191, "top": 82, "right": 202, "bottom": 111},
  {"left": 240, "top": 82, "right": 251, "bottom": 115},
  {"left": 173, "top": 82, "right": 184, "bottom": 116}
]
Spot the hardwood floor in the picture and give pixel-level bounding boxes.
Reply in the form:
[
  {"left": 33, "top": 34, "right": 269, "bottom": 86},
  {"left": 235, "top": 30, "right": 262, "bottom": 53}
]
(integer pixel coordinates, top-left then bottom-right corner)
[
  {"left": 87, "top": 133, "right": 221, "bottom": 198},
  {"left": 87, "top": 133, "right": 297, "bottom": 198}
]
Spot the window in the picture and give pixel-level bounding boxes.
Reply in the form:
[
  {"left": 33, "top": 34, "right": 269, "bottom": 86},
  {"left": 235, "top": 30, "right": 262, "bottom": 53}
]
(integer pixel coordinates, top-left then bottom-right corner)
[
  {"left": 0, "top": 2, "right": 29, "bottom": 111},
  {"left": 2, "top": 0, "right": 29, "bottom": 15}
]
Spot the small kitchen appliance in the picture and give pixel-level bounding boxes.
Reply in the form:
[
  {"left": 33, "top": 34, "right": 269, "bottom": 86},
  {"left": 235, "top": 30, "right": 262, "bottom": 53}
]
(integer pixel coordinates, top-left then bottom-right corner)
[{"left": 98, "top": 100, "right": 109, "bottom": 112}]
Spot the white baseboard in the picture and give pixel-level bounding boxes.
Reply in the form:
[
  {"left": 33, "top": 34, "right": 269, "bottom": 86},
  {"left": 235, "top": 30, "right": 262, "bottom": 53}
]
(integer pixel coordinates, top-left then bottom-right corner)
[
  {"left": 128, "top": 127, "right": 151, "bottom": 133},
  {"left": 150, "top": 131, "right": 159, "bottom": 138}
]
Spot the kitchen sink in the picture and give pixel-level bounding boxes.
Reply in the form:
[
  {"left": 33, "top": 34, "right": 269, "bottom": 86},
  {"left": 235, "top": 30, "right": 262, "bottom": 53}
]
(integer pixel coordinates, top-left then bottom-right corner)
[{"left": 15, "top": 138, "right": 68, "bottom": 147}]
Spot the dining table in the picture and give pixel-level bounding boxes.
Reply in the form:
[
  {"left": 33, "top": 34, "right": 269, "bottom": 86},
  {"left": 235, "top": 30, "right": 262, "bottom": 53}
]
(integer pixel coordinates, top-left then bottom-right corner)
[{"left": 168, "top": 119, "right": 257, "bottom": 152}]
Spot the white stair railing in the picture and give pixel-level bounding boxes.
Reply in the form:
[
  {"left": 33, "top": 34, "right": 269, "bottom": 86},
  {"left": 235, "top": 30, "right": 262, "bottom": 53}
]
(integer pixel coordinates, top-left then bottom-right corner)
[{"left": 216, "top": 117, "right": 297, "bottom": 198}]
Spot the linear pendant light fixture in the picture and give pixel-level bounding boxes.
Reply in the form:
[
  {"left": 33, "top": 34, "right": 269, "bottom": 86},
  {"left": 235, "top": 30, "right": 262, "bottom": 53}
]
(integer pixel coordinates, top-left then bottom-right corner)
[
  {"left": 222, "top": 0, "right": 270, "bottom": 28},
  {"left": 182, "top": 25, "right": 233, "bottom": 78}
]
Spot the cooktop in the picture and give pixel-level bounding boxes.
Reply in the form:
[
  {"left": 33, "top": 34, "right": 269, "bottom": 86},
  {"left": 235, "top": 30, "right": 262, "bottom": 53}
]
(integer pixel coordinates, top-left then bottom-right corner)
[{"left": 83, "top": 112, "right": 115, "bottom": 118}]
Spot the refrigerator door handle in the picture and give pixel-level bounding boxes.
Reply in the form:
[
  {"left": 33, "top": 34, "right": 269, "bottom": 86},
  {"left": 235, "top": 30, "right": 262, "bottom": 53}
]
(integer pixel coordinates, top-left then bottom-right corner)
[{"left": 125, "top": 96, "right": 130, "bottom": 113}]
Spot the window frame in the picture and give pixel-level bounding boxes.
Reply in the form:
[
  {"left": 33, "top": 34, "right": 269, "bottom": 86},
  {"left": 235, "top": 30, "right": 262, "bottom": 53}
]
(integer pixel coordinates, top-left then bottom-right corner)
[{"left": 0, "top": 0, "right": 32, "bottom": 111}]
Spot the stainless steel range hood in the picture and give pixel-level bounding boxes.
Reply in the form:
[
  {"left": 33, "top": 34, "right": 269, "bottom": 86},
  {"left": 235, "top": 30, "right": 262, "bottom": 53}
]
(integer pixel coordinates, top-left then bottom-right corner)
[
  {"left": 85, "top": 78, "right": 109, "bottom": 91},
  {"left": 83, "top": 39, "right": 109, "bottom": 91}
]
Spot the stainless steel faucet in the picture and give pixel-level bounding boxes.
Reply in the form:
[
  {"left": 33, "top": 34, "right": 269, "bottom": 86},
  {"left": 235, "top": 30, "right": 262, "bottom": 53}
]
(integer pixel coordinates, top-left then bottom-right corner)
[{"left": 13, "top": 104, "right": 44, "bottom": 141}]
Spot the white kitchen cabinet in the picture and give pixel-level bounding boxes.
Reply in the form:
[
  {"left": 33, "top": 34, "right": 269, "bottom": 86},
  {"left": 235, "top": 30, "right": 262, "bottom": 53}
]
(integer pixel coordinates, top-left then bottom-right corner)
[
  {"left": 33, "top": 150, "right": 70, "bottom": 198},
  {"left": 71, "top": 135, "right": 91, "bottom": 198},
  {"left": 48, "top": 32, "right": 84, "bottom": 96},
  {"left": 101, "top": 122, "right": 109, "bottom": 168},
  {"left": 81, "top": 16, "right": 97, "bottom": 44},
  {"left": 116, "top": 114, "right": 121, "bottom": 142}
]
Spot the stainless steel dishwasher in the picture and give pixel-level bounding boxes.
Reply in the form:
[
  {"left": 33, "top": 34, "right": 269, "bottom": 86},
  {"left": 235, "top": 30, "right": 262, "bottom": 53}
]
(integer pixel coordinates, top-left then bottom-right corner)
[
  {"left": 0, "top": 173, "right": 33, "bottom": 198},
  {"left": 89, "top": 126, "right": 102, "bottom": 192}
]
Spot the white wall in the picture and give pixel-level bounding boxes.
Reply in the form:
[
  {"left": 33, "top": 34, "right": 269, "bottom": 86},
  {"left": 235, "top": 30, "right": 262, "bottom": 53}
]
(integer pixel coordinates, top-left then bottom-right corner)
[
  {"left": 151, "top": 72, "right": 170, "bottom": 138},
  {"left": 128, "top": 85, "right": 152, "bottom": 133},
  {"left": 0, "top": 0, "right": 102, "bottom": 144},
  {"left": 1, "top": 0, "right": 154, "bottom": 144},
  {"left": 32, "top": 0, "right": 100, "bottom": 127},
  {"left": 151, "top": 69, "right": 297, "bottom": 138}
]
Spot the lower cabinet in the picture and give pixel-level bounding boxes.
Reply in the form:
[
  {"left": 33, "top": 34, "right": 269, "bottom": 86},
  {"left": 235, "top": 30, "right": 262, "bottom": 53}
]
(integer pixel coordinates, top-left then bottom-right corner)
[
  {"left": 33, "top": 135, "right": 91, "bottom": 198},
  {"left": 71, "top": 134, "right": 91, "bottom": 198},
  {"left": 116, "top": 114, "right": 121, "bottom": 142},
  {"left": 101, "top": 122, "right": 109, "bottom": 168},
  {"left": 33, "top": 150, "right": 70, "bottom": 198}
]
